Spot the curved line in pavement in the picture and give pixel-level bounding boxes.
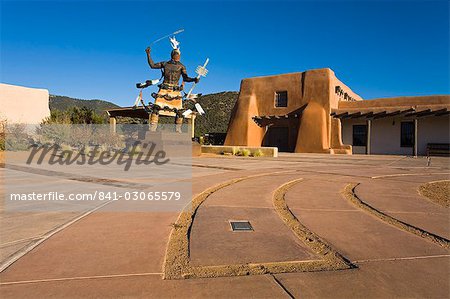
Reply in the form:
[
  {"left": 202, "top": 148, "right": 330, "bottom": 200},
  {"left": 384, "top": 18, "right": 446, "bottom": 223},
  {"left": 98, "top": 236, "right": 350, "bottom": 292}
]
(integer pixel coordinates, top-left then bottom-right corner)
[
  {"left": 272, "top": 179, "right": 356, "bottom": 270},
  {"left": 163, "top": 173, "right": 356, "bottom": 280},
  {"left": 342, "top": 183, "right": 450, "bottom": 249},
  {"left": 162, "top": 170, "right": 296, "bottom": 280}
]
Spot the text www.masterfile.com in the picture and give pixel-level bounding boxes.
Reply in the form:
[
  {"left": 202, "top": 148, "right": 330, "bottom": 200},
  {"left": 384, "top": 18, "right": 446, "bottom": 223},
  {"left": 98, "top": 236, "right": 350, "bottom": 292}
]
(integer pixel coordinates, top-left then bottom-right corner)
[{"left": 9, "top": 191, "right": 182, "bottom": 201}]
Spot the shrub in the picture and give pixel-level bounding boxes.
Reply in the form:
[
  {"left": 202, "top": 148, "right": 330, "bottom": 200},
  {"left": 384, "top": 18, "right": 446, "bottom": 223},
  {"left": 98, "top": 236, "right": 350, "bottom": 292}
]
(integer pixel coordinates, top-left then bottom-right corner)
[
  {"left": 241, "top": 149, "right": 250, "bottom": 157},
  {"left": 253, "top": 149, "right": 263, "bottom": 157},
  {"left": 0, "top": 118, "right": 5, "bottom": 151},
  {"left": 5, "top": 123, "right": 29, "bottom": 151}
]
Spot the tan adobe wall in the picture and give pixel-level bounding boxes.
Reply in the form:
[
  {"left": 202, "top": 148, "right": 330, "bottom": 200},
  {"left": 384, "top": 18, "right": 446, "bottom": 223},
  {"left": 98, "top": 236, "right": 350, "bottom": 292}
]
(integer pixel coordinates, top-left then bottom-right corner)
[
  {"left": 0, "top": 83, "right": 50, "bottom": 124},
  {"left": 330, "top": 76, "right": 363, "bottom": 109},
  {"left": 224, "top": 68, "right": 361, "bottom": 153},
  {"left": 224, "top": 72, "right": 304, "bottom": 147}
]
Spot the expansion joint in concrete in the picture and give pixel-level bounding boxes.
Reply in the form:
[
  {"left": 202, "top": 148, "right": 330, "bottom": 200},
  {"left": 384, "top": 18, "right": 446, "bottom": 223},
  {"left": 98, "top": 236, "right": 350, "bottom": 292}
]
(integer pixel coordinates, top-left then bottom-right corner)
[{"left": 268, "top": 274, "right": 295, "bottom": 299}]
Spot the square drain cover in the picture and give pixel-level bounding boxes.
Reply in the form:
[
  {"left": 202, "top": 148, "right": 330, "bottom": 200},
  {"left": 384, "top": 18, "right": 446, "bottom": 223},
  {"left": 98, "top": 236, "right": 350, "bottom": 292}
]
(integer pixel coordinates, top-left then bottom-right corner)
[{"left": 230, "top": 221, "right": 253, "bottom": 231}]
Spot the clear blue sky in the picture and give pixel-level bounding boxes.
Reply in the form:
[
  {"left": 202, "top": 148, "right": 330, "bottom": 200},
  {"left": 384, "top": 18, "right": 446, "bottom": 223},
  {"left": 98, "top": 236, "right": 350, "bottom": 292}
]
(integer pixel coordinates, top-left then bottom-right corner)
[{"left": 1, "top": 0, "right": 449, "bottom": 106}]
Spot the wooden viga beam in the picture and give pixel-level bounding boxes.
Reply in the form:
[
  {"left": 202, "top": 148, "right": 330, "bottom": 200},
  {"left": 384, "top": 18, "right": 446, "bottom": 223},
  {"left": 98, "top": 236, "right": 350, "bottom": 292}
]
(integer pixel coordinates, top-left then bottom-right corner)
[
  {"left": 334, "top": 112, "right": 349, "bottom": 119},
  {"left": 434, "top": 108, "right": 449, "bottom": 116}
]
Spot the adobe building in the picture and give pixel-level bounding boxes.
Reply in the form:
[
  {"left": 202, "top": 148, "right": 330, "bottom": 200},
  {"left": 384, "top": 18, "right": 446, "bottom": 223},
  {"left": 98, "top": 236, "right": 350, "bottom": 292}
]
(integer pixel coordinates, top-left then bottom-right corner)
[
  {"left": 0, "top": 83, "right": 50, "bottom": 124},
  {"left": 224, "top": 68, "right": 449, "bottom": 155}
]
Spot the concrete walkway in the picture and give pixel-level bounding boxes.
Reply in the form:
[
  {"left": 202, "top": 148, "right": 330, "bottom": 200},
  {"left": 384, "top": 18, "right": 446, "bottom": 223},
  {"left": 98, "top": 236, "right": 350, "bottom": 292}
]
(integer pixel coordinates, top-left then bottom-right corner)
[
  {"left": 1, "top": 154, "right": 449, "bottom": 298},
  {"left": 356, "top": 175, "right": 450, "bottom": 239}
]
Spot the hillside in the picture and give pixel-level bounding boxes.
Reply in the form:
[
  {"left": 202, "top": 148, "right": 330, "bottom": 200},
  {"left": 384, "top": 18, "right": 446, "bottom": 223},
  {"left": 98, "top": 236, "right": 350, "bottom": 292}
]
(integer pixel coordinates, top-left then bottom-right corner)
[
  {"left": 194, "top": 91, "right": 238, "bottom": 136},
  {"left": 49, "top": 95, "right": 120, "bottom": 115}
]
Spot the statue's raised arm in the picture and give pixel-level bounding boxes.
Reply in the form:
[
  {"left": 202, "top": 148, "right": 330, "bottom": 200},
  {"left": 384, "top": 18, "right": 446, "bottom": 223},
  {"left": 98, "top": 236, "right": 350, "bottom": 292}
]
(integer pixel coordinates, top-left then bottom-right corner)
[{"left": 145, "top": 47, "right": 163, "bottom": 69}]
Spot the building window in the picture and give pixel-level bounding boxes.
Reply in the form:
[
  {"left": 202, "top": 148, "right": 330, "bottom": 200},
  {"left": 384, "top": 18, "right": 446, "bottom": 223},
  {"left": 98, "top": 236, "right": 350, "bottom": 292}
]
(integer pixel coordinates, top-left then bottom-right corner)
[
  {"left": 401, "top": 122, "right": 415, "bottom": 147},
  {"left": 275, "top": 91, "right": 288, "bottom": 107},
  {"left": 352, "top": 125, "right": 367, "bottom": 146}
]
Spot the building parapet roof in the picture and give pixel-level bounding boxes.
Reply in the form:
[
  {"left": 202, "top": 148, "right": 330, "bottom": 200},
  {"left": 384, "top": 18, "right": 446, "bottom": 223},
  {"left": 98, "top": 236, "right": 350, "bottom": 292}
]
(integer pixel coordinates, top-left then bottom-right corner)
[{"left": 331, "top": 107, "right": 449, "bottom": 120}]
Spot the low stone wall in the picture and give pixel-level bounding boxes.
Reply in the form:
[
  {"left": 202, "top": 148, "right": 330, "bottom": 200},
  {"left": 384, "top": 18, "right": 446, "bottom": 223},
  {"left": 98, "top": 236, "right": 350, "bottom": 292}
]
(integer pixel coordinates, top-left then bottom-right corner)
[{"left": 201, "top": 145, "right": 278, "bottom": 157}]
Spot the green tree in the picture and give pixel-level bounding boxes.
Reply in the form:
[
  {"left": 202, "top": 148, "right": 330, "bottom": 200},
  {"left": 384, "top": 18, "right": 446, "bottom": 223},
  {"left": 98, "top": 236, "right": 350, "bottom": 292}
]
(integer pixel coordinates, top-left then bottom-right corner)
[
  {"left": 69, "top": 106, "right": 105, "bottom": 124},
  {"left": 43, "top": 106, "right": 106, "bottom": 124}
]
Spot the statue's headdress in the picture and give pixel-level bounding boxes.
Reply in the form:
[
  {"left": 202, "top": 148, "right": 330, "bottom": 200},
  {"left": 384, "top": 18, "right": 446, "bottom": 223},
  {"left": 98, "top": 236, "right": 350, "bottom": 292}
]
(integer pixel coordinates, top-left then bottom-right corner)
[{"left": 169, "top": 36, "right": 181, "bottom": 57}]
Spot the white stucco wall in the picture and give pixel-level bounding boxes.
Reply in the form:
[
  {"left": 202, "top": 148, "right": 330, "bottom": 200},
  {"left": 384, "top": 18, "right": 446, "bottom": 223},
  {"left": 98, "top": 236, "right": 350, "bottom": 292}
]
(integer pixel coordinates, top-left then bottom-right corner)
[
  {"left": 370, "top": 118, "right": 413, "bottom": 155},
  {"left": 342, "top": 116, "right": 450, "bottom": 156},
  {"left": 0, "top": 83, "right": 50, "bottom": 124},
  {"left": 417, "top": 116, "right": 450, "bottom": 156}
]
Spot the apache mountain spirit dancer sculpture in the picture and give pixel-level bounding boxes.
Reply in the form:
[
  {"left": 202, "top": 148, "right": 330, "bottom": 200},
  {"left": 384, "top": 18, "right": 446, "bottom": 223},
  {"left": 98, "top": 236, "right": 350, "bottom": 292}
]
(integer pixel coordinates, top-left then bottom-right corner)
[{"left": 134, "top": 29, "right": 209, "bottom": 133}]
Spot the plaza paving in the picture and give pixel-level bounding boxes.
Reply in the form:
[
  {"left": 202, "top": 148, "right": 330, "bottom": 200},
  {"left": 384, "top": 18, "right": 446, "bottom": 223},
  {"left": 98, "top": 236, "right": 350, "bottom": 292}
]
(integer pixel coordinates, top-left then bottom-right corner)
[{"left": 0, "top": 153, "right": 449, "bottom": 298}]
